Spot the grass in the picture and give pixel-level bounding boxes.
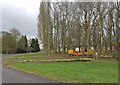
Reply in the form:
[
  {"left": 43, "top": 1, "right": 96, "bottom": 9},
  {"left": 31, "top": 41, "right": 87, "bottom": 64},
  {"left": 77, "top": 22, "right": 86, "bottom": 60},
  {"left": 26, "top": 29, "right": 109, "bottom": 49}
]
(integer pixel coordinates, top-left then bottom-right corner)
[
  {"left": 3, "top": 52, "right": 47, "bottom": 64},
  {"left": 9, "top": 60, "right": 118, "bottom": 83},
  {"left": 4, "top": 52, "right": 118, "bottom": 83},
  {"left": 4, "top": 53, "right": 91, "bottom": 64},
  {"left": 12, "top": 52, "right": 47, "bottom": 59}
]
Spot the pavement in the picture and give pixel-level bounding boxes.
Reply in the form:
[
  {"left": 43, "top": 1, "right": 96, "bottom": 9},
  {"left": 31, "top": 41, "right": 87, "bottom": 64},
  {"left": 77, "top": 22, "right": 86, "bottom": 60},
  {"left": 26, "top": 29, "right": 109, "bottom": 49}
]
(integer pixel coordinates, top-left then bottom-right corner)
[
  {"left": 2, "top": 54, "right": 58, "bottom": 83},
  {"left": 2, "top": 67, "right": 57, "bottom": 83}
]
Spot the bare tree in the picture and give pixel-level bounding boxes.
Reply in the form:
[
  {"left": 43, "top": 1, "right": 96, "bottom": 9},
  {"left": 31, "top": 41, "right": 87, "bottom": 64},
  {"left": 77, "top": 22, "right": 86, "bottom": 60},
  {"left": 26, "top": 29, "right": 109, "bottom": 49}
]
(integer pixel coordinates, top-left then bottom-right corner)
[{"left": 38, "top": 1, "right": 119, "bottom": 57}]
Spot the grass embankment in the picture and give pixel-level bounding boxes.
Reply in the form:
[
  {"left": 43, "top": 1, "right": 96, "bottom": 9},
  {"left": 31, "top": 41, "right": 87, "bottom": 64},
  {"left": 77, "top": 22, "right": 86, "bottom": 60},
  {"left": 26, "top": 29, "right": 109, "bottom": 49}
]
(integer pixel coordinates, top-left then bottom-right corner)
[{"left": 4, "top": 53, "right": 118, "bottom": 83}]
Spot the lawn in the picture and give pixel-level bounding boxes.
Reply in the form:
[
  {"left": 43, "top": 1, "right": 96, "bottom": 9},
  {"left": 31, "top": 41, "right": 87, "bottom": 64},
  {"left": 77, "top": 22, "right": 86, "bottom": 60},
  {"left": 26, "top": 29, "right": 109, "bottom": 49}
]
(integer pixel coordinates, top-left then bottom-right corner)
[
  {"left": 3, "top": 52, "right": 47, "bottom": 65},
  {"left": 9, "top": 60, "right": 118, "bottom": 83}
]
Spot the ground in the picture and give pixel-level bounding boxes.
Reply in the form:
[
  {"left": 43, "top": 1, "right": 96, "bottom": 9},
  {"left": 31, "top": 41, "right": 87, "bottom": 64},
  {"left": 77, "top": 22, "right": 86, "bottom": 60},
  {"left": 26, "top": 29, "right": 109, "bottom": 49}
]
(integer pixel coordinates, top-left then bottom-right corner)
[{"left": 3, "top": 52, "right": 118, "bottom": 83}]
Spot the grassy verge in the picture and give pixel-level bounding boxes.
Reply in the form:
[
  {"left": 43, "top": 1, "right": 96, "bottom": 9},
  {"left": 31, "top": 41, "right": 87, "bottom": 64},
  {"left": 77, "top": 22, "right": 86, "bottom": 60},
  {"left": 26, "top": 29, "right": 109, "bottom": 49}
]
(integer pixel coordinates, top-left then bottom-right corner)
[
  {"left": 9, "top": 60, "right": 118, "bottom": 83},
  {"left": 4, "top": 53, "right": 118, "bottom": 83}
]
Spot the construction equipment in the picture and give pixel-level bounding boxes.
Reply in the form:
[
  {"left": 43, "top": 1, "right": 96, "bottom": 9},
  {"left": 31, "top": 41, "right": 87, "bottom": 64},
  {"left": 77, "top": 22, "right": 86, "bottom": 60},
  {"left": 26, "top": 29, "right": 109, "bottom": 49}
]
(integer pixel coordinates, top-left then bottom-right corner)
[
  {"left": 68, "top": 50, "right": 75, "bottom": 56},
  {"left": 68, "top": 47, "right": 96, "bottom": 56}
]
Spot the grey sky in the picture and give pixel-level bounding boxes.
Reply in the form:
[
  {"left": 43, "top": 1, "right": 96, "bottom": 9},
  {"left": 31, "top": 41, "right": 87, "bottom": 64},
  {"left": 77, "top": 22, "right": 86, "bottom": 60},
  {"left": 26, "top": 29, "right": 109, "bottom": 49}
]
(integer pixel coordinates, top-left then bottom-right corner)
[
  {"left": 1, "top": 0, "right": 41, "bottom": 38},
  {"left": 0, "top": 0, "right": 119, "bottom": 39}
]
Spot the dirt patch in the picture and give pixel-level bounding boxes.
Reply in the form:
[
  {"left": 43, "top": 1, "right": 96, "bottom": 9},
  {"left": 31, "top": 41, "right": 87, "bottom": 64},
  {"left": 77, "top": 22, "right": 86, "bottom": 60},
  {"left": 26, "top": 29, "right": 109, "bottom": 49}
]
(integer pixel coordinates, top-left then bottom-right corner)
[
  {"left": 97, "top": 57, "right": 118, "bottom": 61},
  {"left": 48, "top": 54, "right": 118, "bottom": 62}
]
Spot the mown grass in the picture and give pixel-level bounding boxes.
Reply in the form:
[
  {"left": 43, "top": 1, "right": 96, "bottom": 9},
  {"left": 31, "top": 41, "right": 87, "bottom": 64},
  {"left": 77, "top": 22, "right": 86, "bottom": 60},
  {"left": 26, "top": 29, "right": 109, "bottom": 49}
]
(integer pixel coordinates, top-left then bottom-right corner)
[
  {"left": 3, "top": 52, "right": 47, "bottom": 65},
  {"left": 4, "top": 52, "right": 118, "bottom": 83},
  {"left": 9, "top": 60, "right": 118, "bottom": 83},
  {"left": 13, "top": 52, "right": 47, "bottom": 59},
  {"left": 4, "top": 53, "right": 89, "bottom": 64}
]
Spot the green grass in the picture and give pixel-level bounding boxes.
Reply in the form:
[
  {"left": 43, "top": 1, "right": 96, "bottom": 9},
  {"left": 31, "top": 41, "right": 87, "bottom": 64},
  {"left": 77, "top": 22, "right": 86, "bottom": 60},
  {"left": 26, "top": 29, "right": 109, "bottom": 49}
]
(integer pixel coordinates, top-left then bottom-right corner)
[
  {"left": 9, "top": 60, "right": 118, "bottom": 83},
  {"left": 13, "top": 52, "right": 47, "bottom": 59},
  {"left": 12, "top": 53, "right": 47, "bottom": 60},
  {"left": 4, "top": 53, "right": 118, "bottom": 83},
  {"left": 3, "top": 52, "right": 47, "bottom": 65}
]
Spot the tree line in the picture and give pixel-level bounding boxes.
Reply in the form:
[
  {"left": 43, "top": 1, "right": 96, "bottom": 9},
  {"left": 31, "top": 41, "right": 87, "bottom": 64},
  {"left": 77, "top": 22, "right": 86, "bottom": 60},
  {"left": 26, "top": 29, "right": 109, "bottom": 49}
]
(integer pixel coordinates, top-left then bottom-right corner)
[
  {"left": 2, "top": 28, "right": 40, "bottom": 54},
  {"left": 38, "top": 1, "right": 120, "bottom": 57}
]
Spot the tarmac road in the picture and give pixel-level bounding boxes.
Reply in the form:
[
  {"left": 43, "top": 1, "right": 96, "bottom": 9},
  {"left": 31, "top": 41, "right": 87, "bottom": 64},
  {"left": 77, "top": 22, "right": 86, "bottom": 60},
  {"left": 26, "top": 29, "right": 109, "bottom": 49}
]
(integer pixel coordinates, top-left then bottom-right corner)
[{"left": 2, "top": 54, "right": 57, "bottom": 83}]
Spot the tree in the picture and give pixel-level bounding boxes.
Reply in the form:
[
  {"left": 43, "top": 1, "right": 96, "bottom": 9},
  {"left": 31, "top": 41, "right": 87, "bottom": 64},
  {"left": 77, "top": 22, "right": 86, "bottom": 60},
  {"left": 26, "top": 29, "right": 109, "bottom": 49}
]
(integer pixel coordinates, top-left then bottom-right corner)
[
  {"left": 2, "top": 29, "right": 29, "bottom": 54},
  {"left": 26, "top": 46, "right": 34, "bottom": 53},
  {"left": 30, "top": 38, "right": 40, "bottom": 52},
  {"left": 38, "top": 1, "right": 119, "bottom": 57},
  {"left": 35, "top": 38, "right": 40, "bottom": 52},
  {"left": 9, "top": 28, "right": 21, "bottom": 40},
  {"left": 38, "top": 2, "right": 48, "bottom": 54},
  {"left": 17, "top": 35, "right": 27, "bottom": 53},
  {"left": 114, "top": 1, "right": 120, "bottom": 58},
  {"left": 24, "top": 35, "right": 28, "bottom": 48},
  {"left": 9, "top": 28, "right": 21, "bottom": 53},
  {"left": 2, "top": 31, "right": 16, "bottom": 54}
]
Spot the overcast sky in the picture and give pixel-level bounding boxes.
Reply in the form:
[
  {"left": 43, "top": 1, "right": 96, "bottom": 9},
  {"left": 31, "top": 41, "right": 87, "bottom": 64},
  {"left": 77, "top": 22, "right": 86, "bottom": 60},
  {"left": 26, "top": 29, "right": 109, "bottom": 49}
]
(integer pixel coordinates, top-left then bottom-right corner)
[
  {"left": 0, "top": 0, "right": 119, "bottom": 39},
  {"left": 1, "top": 0, "right": 41, "bottom": 38}
]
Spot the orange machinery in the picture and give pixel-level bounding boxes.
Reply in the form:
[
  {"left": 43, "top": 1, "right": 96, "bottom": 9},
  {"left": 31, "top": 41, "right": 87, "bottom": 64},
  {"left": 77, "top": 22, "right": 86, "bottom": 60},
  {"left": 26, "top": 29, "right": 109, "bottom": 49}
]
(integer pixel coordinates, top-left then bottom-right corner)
[{"left": 68, "top": 49, "right": 95, "bottom": 56}]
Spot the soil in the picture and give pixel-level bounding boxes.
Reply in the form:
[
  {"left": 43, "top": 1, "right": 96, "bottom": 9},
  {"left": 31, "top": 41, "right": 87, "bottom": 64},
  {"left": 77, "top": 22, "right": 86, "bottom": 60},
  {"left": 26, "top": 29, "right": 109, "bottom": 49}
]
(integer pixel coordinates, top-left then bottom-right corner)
[{"left": 47, "top": 54, "right": 118, "bottom": 61}]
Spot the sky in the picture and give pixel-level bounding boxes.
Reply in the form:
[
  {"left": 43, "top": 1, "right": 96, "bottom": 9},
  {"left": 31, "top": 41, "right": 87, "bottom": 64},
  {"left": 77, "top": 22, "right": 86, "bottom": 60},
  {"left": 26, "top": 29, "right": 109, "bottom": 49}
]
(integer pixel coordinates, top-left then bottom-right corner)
[
  {"left": 0, "top": 0, "right": 119, "bottom": 39},
  {"left": 0, "top": 0, "right": 41, "bottom": 39}
]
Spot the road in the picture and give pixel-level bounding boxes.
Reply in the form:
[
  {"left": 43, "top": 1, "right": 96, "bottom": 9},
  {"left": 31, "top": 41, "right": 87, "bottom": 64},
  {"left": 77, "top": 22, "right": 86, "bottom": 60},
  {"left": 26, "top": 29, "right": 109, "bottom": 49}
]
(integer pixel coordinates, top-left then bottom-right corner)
[{"left": 2, "top": 54, "right": 57, "bottom": 83}]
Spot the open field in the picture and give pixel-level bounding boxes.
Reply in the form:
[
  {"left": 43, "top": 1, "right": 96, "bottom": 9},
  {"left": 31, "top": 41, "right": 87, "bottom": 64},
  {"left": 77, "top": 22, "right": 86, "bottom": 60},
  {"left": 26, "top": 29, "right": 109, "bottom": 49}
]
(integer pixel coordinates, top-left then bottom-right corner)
[{"left": 3, "top": 53, "right": 118, "bottom": 83}]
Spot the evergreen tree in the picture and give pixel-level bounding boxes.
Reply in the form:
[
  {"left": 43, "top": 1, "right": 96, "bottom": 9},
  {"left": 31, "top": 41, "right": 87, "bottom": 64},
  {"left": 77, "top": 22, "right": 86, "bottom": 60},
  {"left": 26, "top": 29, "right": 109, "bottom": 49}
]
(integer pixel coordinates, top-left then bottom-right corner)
[
  {"left": 35, "top": 38, "right": 40, "bottom": 52},
  {"left": 30, "top": 38, "right": 36, "bottom": 52},
  {"left": 24, "top": 35, "right": 28, "bottom": 48},
  {"left": 30, "top": 38, "right": 40, "bottom": 52}
]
